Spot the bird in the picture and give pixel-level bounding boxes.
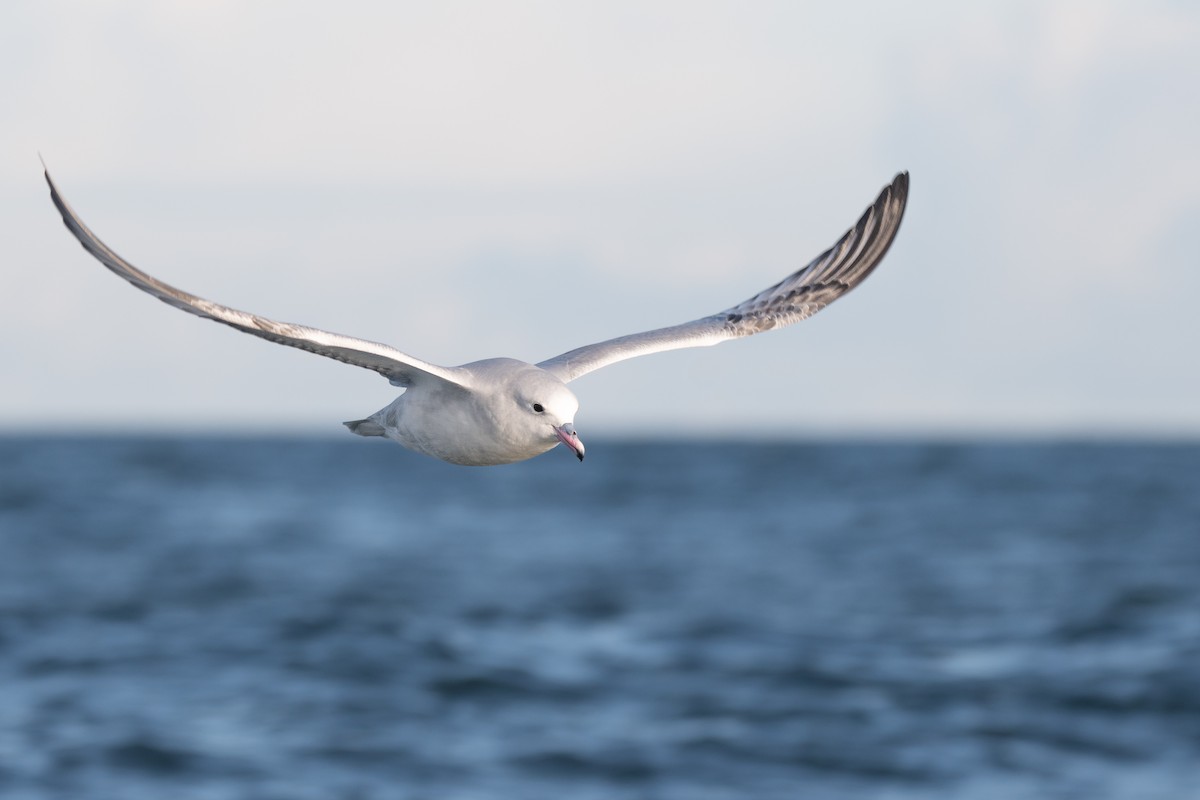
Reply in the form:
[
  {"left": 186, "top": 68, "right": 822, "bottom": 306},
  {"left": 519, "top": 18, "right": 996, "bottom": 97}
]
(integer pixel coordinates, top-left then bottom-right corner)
[{"left": 44, "top": 165, "right": 909, "bottom": 466}]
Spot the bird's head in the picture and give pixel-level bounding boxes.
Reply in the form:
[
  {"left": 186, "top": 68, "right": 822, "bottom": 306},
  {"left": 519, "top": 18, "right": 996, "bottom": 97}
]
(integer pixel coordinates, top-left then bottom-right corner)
[{"left": 513, "top": 369, "right": 584, "bottom": 461}]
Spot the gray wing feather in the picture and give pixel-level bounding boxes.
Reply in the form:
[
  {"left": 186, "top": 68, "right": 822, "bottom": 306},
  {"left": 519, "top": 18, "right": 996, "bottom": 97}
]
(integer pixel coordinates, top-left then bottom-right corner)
[
  {"left": 44, "top": 168, "right": 466, "bottom": 389},
  {"left": 537, "top": 172, "right": 909, "bottom": 383}
]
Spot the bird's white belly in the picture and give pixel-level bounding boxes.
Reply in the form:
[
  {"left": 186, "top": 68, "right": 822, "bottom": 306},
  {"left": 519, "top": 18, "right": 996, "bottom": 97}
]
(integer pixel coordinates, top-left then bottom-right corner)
[{"left": 377, "top": 394, "right": 556, "bottom": 466}]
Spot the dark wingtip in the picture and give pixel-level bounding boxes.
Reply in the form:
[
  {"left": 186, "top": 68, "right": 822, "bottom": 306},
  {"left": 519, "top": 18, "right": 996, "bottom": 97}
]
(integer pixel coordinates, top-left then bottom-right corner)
[
  {"left": 891, "top": 171, "right": 910, "bottom": 204},
  {"left": 39, "top": 154, "right": 58, "bottom": 196},
  {"left": 41, "top": 159, "right": 69, "bottom": 225},
  {"left": 40, "top": 159, "right": 82, "bottom": 246},
  {"left": 40, "top": 154, "right": 55, "bottom": 192}
]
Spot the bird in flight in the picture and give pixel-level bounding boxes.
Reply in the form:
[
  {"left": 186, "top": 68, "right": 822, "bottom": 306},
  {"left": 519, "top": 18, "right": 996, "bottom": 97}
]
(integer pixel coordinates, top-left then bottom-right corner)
[{"left": 45, "top": 165, "right": 908, "bottom": 466}]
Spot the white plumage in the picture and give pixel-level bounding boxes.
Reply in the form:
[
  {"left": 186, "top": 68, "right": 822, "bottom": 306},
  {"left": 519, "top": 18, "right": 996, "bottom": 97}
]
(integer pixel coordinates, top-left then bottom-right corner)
[{"left": 45, "top": 167, "right": 908, "bottom": 465}]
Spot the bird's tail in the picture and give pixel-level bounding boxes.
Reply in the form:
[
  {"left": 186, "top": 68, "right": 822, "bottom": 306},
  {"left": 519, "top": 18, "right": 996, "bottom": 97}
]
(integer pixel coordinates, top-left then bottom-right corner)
[{"left": 344, "top": 418, "right": 386, "bottom": 437}]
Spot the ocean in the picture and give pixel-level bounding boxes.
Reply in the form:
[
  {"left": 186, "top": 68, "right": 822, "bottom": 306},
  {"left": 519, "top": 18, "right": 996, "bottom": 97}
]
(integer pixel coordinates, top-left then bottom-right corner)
[{"left": 1, "top": 436, "right": 1198, "bottom": 799}]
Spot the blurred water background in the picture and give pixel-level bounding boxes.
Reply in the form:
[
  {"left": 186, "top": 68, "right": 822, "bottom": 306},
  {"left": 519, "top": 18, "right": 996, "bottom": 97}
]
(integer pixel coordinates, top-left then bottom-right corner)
[{"left": 0, "top": 435, "right": 1197, "bottom": 800}]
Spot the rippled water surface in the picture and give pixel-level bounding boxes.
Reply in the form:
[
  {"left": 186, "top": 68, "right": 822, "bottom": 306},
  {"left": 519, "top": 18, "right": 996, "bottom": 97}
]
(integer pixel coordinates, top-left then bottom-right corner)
[{"left": 1, "top": 436, "right": 1198, "bottom": 799}]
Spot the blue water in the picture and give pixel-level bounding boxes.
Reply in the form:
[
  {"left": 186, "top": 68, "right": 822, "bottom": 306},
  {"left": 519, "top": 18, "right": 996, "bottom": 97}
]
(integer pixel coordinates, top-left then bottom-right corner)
[{"left": 0, "top": 437, "right": 1198, "bottom": 799}]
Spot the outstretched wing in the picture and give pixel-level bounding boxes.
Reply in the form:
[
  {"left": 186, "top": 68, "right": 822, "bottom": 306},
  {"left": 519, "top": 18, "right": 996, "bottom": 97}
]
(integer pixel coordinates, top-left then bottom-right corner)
[
  {"left": 537, "top": 172, "right": 909, "bottom": 383},
  {"left": 44, "top": 167, "right": 467, "bottom": 389}
]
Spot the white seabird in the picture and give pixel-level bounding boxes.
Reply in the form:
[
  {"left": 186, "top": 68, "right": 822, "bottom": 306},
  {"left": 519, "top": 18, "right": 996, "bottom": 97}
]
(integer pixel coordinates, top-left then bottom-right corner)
[{"left": 44, "top": 166, "right": 909, "bottom": 466}]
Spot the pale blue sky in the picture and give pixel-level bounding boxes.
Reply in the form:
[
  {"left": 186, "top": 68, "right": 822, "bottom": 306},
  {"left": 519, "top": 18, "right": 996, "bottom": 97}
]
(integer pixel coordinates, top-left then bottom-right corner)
[{"left": 3, "top": 1, "right": 1198, "bottom": 436}]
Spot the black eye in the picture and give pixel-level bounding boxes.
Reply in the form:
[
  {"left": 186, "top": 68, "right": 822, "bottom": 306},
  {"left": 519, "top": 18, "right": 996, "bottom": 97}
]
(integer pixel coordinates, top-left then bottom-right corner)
[{"left": 532, "top": 403, "right": 545, "bottom": 413}]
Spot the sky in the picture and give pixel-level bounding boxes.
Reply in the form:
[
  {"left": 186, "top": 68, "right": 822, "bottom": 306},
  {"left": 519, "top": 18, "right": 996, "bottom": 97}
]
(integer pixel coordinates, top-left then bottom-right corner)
[{"left": 3, "top": 1, "right": 1198, "bottom": 438}]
